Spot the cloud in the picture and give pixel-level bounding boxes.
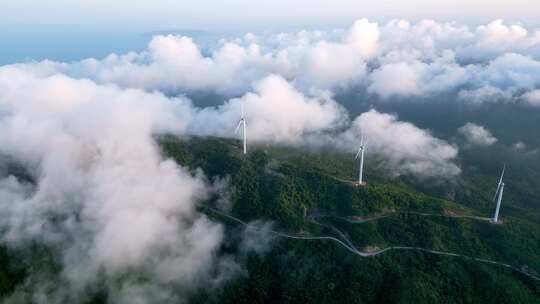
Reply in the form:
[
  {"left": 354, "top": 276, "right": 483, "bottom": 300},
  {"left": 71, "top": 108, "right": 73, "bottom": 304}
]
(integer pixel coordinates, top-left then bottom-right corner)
[
  {"left": 345, "top": 18, "right": 380, "bottom": 59},
  {"left": 511, "top": 141, "right": 538, "bottom": 154},
  {"left": 522, "top": 89, "right": 540, "bottom": 106},
  {"left": 62, "top": 32, "right": 368, "bottom": 95},
  {"left": 0, "top": 68, "right": 232, "bottom": 303},
  {"left": 458, "top": 20, "right": 540, "bottom": 62},
  {"left": 368, "top": 51, "right": 469, "bottom": 99},
  {"left": 512, "top": 141, "right": 527, "bottom": 151},
  {"left": 6, "top": 19, "right": 540, "bottom": 104},
  {"left": 458, "top": 122, "right": 498, "bottom": 146},
  {"left": 186, "top": 74, "right": 348, "bottom": 143},
  {"left": 368, "top": 62, "right": 422, "bottom": 98},
  {"left": 239, "top": 220, "right": 276, "bottom": 255},
  {"left": 475, "top": 53, "right": 540, "bottom": 90},
  {"left": 298, "top": 41, "right": 367, "bottom": 89},
  {"left": 457, "top": 86, "right": 513, "bottom": 104},
  {"left": 339, "top": 110, "right": 461, "bottom": 178}
]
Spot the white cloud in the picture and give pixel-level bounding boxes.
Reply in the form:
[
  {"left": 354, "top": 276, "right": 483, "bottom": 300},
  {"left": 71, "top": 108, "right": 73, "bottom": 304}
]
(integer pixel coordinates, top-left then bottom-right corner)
[
  {"left": 368, "top": 53, "right": 469, "bottom": 99},
  {"left": 340, "top": 110, "right": 460, "bottom": 177},
  {"left": 368, "top": 62, "right": 422, "bottom": 98},
  {"left": 6, "top": 18, "right": 540, "bottom": 104},
  {"left": 522, "top": 89, "right": 540, "bottom": 106},
  {"left": 457, "top": 86, "right": 513, "bottom": 104},
  {"left": 476, "top": 53, "right": 540, "bottom": 90},
  {"left": 186, "top": 74, "right": 348, "bottom": 143},
  {"left": 458, "top": 20, "right": 540, "bottom": 62},
  {"left": 0, "top": 68, "right": 230, "bottom": 302},
  {"left": 345, "top": 18, "right": 380, "bottom": 59},
  {"left": 458, "top": 122, "right": 498, "bottom": 146},
  {"left": 299, "top": 41, "right": 367, "bottom": 89}
]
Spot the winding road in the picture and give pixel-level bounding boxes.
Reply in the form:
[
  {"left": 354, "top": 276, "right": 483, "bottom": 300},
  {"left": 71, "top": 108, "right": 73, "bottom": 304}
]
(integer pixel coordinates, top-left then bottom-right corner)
[
  {"left": 203, "top": 206, "right": 540, "bottom": 282},
  {"left": 314, "top": 211, "right": 491, "bottom": 224}
]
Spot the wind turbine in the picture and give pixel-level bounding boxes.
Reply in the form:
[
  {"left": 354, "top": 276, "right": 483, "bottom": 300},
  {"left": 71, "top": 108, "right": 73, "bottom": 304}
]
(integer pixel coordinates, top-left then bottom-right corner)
[
  {"left": 355, "top": 136, "right": 366, "bottom": 186},
  {"left": 492, "top": 165, "right": 505, "bottom": 223},
  {"left": 235, "top": 102, "right": 247, "bottom": 155}
]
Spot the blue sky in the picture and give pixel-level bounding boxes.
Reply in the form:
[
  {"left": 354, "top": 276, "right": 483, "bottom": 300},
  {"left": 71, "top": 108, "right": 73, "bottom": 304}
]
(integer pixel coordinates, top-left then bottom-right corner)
[{"left": 2, "top": 0, "right": 540, "bottom": 64}]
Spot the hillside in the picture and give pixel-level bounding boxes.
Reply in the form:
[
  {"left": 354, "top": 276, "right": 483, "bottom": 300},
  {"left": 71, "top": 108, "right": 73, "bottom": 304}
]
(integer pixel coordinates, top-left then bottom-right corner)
[
  {"left": 159, "top": 136, "right": 540, "bottom": 304},
  {"left": 0, "top": 136, "right": 538, "bottom": 303}
]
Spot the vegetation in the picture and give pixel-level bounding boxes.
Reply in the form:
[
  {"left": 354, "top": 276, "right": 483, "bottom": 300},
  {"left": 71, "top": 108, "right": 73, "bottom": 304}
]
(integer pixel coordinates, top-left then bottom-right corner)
[
  {"left": 0, "top": 135, "right": 539, "bottom": 303},
  {"left": 160, "top": 136, "right": 540, "bottom": 304}
]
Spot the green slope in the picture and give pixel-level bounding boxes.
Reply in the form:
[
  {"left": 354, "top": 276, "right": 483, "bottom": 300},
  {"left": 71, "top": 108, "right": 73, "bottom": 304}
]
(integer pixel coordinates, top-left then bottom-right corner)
[
  {"left": 0, "top": 135, "right": 538, "bottom": 303},
  {"left": 159, "top": 136, "right": 540, "bottom": 304}
]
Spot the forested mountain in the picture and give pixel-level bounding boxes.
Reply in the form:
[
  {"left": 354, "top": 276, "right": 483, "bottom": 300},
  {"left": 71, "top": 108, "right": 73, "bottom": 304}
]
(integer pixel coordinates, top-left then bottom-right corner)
[{"left": 160, "top": 136, "right": 540, "bottom": 304}]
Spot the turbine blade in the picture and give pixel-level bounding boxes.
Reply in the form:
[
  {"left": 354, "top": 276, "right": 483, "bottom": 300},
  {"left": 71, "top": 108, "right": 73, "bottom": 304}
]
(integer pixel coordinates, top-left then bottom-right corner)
[
  {"left": 235, "top": 120, "right": 243, "bottom": 133},
  {"left": 493, "top": 164, "right": 506, "bottom": 201},
  {"left": 355, "top": 147, "right": 362, "bottom": 159},
  {"left": 493, "top": 183, "right": 502, "bottom": 202}
]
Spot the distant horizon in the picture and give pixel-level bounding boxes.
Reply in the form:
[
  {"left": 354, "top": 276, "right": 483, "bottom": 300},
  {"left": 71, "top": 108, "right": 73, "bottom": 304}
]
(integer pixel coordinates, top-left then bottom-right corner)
[
  {"left": 2, "top": 0, "right": 540, "bottom": 65},
  {"left": 2, "top": 15, "right": 540, "bottom": 65}
]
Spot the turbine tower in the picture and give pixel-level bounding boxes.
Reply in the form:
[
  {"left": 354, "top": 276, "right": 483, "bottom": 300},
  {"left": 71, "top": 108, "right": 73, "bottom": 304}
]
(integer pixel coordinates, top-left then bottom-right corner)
[
  {"left": 235, "top": 103, "right": 247, "bottom": 155},
  {"left": 355, "top": 137, "right": 366, "bottom": 185},
  {"left": 492, "top": 165, "right": 505, "bottom": 223}
]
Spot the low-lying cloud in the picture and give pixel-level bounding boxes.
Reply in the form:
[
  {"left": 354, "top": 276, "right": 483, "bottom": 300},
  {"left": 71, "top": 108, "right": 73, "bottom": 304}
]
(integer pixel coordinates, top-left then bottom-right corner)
[
  {"left": 186, "top": 74, "right": 347, "bottom": 142},
  {"left": 458, "top": 123, "right": 498, "bottom": 146},
  {"left": 0, "top": 69, "right": 231, "bottom": 303},
  {"left": 340, "top": 110, "right": 461, "bottom": 177}
]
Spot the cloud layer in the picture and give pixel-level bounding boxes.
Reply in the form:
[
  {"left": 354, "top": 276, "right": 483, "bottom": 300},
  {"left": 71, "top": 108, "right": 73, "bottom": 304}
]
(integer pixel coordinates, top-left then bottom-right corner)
[{"left": 13, "top": 18, "right": 540, "bottom": 105}]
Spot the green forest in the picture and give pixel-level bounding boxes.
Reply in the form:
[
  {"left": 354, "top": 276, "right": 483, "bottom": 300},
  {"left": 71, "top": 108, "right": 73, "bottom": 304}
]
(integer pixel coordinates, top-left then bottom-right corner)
[
  {"left": 160, "top": 136, "right": 540, "bottom": 304},
  {"left": 0, "top": 135, "right": 539, "bottom": 303}
]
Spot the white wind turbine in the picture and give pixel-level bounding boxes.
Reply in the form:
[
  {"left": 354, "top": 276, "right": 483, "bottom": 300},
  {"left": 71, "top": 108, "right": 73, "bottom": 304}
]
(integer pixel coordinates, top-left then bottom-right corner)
[
  {"left": 235, "top": 102, "right": 247, "bottom": 155},
  {"left": 492, "top": 165, "right": 505, "bottom": 223},
  {"left": 355, "top": 136, "right": 367, "bottom": 185}
]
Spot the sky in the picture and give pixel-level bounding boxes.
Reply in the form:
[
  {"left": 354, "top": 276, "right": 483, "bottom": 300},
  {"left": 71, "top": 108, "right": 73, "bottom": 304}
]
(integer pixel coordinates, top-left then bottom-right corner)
[
  {"left": 2, "top": 0, "right": 540, "bottom": 64},
  {"left": 3, "top": 0, "right": 540, "bottom": 30}
]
